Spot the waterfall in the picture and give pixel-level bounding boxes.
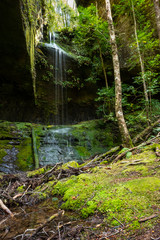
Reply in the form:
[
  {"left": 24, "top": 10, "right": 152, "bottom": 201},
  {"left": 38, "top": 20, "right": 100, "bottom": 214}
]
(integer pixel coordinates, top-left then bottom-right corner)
[
  {"left": 38, "top": 0, "right": 78, "bottom": 165},
  {"left": 48, "top": 32, "right": 68, "bottom": 125}
]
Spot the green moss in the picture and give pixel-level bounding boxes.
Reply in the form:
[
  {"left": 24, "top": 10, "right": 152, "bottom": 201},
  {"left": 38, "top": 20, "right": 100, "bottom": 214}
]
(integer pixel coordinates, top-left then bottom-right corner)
[
  {"left": 16, "top": 137, "right": 33, "bottom": 171},
  {"left": 62, "top": 161, "right": 80, "bottom": 170},
  {"left": 75, "top": 146, "right": 91, "bottom": 157},
  {"left": 132, "top": 150, "right": 156, "bottom": 163},
  {"left": 17, "top": 185, "right": 25, "bottom": 192},
  {"left": 71, "top": 119, "right": 120, "bottom": 159},
  {"left": 27, "top": 167, "right": 46, "bottom": 177},
  {"left": 123, "top": 165, "right": 149, "bottom": 176},
  {"left": 32, "top": 180, "right": 56, "bottom": 200},
  {"left": 52, "top": 172, "right": 160, "bottom": 226},
  {"left": 0, "top": 149, "right": 7, "bottom": 163}
]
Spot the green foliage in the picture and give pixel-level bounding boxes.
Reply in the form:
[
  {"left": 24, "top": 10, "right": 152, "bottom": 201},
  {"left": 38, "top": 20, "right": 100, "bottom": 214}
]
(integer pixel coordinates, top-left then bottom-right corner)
[
  {"left": 95, "top": 86, "right": 115, "bottom": 117},
  {"left": 112, "top": 0, "right": 160, "bottom": 119},
  {"left": 72, "top": 4, "right": 110, "bottom": 68},
  {"left": 46, "top": 0, "right": 78, "bottom": 31}
]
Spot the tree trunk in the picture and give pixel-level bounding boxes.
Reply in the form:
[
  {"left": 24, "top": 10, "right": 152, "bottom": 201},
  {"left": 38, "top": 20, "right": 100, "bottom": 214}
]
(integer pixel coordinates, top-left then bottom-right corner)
[
  {"left": 153, "top": 0, "right": 160, "bottom": 42},
  {"left": 105, "top": 0, "right": 133, "bottom": 148},
  {"left": 99, "top": 43, "right": 111, "bottom": 113},
  {"left": 131, "top": 0, "right": 149, "bottom": 120},
  {"left": 99, "top": 43, "right": 108, "bottom": 89},
  {"left": 32, "top": 127, "right": 39, "bottom": 169}
]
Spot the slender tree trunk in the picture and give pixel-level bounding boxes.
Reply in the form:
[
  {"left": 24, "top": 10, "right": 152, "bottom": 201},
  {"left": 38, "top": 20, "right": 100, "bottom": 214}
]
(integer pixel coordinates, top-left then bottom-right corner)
[
  {"left": 99, "top": 43, "right": 111, "bottom": 113},
  {"left": 131, "top": 0, "right": 149, "bottom": 120},
  {"left": 105, "top": 0, "right": 133, "bottom": 148},
  {"left": 99, "top": 44, "right": 108, "bottom": 89},
  {"left": 153, "top": 0, "right": 160, "bottom": 42}
]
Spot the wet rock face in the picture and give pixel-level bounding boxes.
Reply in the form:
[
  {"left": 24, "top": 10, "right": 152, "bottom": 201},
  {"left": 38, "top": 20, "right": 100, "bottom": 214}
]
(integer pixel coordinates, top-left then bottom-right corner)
[
  {"left": 0, "top": 0, "right": 35, "bottom": 122},
  {"left": 0, "top": 148, "right": 19, "bottom": 174},
  {"left": 35, "top": 44, "right": 98, "bottom": 124},
  {"left": 0, "top": 0, "right": 97, "bottom": 124}
]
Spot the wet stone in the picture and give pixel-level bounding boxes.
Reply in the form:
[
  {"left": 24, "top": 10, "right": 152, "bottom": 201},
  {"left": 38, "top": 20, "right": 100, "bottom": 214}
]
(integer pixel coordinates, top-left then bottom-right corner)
[{"left": 0, "top": 147, "right": 19, "bottom": 174}]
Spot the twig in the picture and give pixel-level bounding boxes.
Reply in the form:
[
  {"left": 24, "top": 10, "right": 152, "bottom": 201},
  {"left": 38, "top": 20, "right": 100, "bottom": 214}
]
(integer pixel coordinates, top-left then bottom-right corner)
[
  {"left": 28, "top": 210, "right": 65, "bottom": 239},
  {"left": 57, "top": 222, "right": 61, "bottom": 240},
  {"left": 100, "top": 229, "right": 119, "bottom": 239},
  {"left": 1, "top": 227, "right": 9, "bottom": 240},
  {"left": 20, "top": 184, "right": 31, "bottom": 200},
  {"left": 21, "top": 229, "right": 35, "bottom": 240},
  {"left": 113, "top": 216, "right": 124, "bottom": 227},
  {"left": 57, "top": 169, "right": 62, "bottom": 180},
  {"left": 138, "top": 214, "right": 158, "bottom": 223}
]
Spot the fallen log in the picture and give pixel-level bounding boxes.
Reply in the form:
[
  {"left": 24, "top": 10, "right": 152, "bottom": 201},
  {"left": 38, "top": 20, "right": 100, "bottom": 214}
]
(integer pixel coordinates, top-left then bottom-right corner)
[
  {"left": 133, "top": 118, "right": 160, "bottom": 144},
  {"left": 113, "top": 134, "right": 160, "bottom": 163}
]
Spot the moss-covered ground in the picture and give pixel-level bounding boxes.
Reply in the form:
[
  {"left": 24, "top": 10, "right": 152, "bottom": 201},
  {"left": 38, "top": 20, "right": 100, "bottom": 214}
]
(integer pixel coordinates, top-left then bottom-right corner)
[
  {"left": 0, "top": 120, "right": 160, "bottom": 238},
  {"left": 27, "top": 139, "right": 160, "bottom": 238}
]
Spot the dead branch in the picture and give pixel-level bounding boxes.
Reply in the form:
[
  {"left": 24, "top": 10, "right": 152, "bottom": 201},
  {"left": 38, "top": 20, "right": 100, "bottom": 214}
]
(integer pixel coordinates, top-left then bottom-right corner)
[
  {"left": 113, "top": 146, "right": 137, "bottom": 163},
  {"left": 0, "top": 199, "right": 14, "bottom": 217},
  {"left": 43, "top": 162, "right": 63, "bottom": 178}
]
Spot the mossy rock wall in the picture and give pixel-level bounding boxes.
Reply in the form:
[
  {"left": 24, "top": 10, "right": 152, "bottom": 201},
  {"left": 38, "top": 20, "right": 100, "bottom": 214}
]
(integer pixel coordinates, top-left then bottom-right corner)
[
  {"left": 0, "top": 0, "right": 47, "bottom": 122},
  {"left": 0, "top": 0, "right": 35, "bottom": 122},
  {"left": 0, "top": 121, "right": 34, "bottom": 172}
]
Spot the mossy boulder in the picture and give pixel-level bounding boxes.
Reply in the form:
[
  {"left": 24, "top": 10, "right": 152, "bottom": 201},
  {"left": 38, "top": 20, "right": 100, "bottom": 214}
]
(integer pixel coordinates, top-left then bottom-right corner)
[
  {"left": 62, "top": 161, "right": 80, "bottom": 170},
  {"left": 71, "top": 119, "right": 121, "bottom": 159}
]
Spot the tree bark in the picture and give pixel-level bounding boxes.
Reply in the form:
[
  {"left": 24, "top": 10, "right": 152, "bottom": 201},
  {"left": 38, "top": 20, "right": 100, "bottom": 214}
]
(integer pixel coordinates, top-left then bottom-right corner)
[
  {"left": 105, "top": 0, "right": 133, "bottom": 148},
  {"left": 153, "top": 0, "right": 160, "bottom": 42},
  {"left": 131, "top": 0, "right": 149, "bottom": 120}
]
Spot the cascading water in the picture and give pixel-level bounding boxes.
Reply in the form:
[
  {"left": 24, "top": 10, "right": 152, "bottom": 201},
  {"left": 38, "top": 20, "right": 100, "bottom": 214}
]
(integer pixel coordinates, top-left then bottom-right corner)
[
  {"left": 38, "top": 127, "right": 82, "bottom": 166},
  {"left": 39, "top": 0, "right": 80, "bottom": 166},
  {"left": 45, "top": 31, "right": 68, "bottom": 125},
  {"left": 39, "top": 32, "right": 77, "bottom": 166}
]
